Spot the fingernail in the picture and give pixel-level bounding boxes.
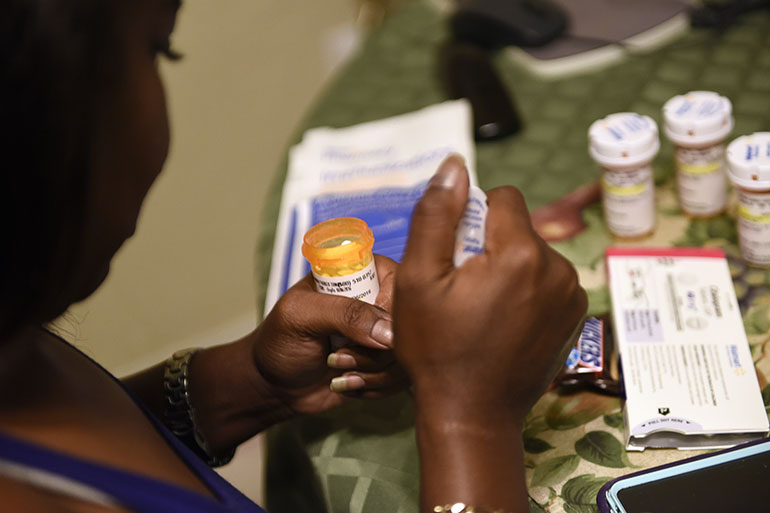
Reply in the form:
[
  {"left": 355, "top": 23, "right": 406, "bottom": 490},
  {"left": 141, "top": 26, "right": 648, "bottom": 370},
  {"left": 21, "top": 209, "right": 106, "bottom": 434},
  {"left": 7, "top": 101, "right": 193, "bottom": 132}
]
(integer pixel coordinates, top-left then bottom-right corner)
[
  {"left": 370, "top": 318, "right": 393, "bottom": 348},
  {"left": 327, "top": 353, "right": 357, "bottom": 369},
  {"left": 330, "top": 375, "right": 366, "bottom": 393},
  {"left": 428, "top": 153, "right": 466, "bottom": 189}
]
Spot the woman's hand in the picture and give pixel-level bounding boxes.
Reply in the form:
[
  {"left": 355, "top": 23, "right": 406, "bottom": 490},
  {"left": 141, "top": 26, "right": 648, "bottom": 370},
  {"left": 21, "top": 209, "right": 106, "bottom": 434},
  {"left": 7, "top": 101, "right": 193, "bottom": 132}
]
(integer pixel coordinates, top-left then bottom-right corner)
[
  {"left": 394, "top": 154, "right": 587, "bottom": 511},
  {"left": 129, "top": 255, "right": 406, "bottom": 459},
  {"left": 396, "top": 157, "right": 586, "bottom": 422},
  {"left": 253, "top": 254, "right": 408, "bottom": 415}
]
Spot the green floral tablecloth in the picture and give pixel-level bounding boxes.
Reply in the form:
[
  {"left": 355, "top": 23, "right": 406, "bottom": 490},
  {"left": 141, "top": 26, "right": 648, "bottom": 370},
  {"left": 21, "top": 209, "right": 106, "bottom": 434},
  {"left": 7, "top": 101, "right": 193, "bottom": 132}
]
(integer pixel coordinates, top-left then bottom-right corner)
[{"left": 256, "top": 2, "right": 770, "bottom": 512}]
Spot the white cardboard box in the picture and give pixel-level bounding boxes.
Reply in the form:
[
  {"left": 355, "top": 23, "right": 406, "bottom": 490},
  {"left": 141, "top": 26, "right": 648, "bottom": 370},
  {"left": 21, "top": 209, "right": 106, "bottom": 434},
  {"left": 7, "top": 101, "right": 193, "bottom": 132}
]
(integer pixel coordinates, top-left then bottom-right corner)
[{"left": 606, "top": 247, "right": 769, "bottom": 450}]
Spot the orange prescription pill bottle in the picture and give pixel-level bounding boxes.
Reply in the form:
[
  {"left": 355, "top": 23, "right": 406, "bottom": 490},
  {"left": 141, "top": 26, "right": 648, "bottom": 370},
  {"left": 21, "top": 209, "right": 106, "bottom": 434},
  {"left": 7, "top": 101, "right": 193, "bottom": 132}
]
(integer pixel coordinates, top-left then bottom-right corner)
[
  {"left": 589, "top": 113, "right": 660, "bottom": 240},
  {"left": 301, "top": 217, "right": 379, "bottom": 304},
  {"left": 726, "top": 133, "right": 770, "bottom": 267},
  {"left": 662, "top": 91, "right": 733, "bottom": 218}
]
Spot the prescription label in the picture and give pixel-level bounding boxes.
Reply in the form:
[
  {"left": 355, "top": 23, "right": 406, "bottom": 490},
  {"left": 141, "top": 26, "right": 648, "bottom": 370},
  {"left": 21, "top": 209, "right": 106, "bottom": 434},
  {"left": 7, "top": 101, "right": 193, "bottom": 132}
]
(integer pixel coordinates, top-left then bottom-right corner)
[
  {"left": 601, "top": 165, "right": 655, "bottom": 237},
  {"left": 454, "top": 186, "right": 488, "bottom": 267},
  {"left": 607, "top": 247, "right": 768, "bottom": 450},
  {"left": 737, "top": 190, "right": 770, "bottom": 267},
  {"left": 312, "top": 259, "right": 379, "bottom": 304},
  {"left": 675, "top": 145, "right": 727, "bottom": 216}
]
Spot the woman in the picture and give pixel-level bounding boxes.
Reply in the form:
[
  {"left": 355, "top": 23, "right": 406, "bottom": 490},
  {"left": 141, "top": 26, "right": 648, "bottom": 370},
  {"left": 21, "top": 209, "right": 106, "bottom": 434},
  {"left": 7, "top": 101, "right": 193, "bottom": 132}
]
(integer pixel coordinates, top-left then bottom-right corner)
[{"left": 0, "top": 1, "right": 587, "bottom": 512}]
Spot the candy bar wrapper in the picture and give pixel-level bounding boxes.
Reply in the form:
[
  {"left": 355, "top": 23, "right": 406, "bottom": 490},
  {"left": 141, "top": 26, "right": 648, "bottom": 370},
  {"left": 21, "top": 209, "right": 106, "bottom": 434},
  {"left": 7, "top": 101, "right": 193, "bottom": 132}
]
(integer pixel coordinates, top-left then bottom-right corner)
[{"left": 553, "top": 316, "right": 622, "bottom": 396}]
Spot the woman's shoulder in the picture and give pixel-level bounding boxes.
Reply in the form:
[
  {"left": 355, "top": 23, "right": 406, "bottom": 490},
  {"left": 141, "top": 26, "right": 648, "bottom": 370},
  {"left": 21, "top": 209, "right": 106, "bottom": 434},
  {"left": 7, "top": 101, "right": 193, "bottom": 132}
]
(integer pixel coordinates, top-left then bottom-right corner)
[{"left": 0, "top": 474, "right": 134, "bottom": 513}]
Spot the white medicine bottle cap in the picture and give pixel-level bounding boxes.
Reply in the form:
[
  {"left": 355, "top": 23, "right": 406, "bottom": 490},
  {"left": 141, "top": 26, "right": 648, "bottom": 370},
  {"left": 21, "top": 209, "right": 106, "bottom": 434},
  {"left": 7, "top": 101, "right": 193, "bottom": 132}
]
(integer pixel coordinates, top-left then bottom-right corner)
[
  {"left": 588, "top": 113, "right": 660, "bottom": 168},
  {"left": 662, "top": 91, "right": 733, "bottom": 147},
  {"left": 726, "top": 132, "right": 770, "bottom": 190}
]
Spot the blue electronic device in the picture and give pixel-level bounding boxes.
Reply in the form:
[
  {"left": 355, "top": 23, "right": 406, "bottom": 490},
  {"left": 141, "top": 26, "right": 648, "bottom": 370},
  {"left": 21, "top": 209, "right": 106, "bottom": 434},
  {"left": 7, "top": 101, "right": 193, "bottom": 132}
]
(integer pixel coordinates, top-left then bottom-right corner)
[{"left": 597, "top": 436, "right": 770, "bottom": 512}]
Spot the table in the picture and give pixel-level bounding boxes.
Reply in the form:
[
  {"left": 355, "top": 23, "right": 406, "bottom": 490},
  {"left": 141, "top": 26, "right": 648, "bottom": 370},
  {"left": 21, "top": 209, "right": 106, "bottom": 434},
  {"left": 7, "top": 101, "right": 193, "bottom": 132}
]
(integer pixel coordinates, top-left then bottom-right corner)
[{"left": 256, "top": 3, "right": 770, "bottom": 512}]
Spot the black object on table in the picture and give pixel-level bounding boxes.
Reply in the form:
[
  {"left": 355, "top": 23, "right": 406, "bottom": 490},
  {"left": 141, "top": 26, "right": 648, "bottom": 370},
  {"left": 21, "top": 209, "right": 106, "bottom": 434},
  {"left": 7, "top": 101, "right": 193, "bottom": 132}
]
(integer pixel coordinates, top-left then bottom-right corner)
[
  {"left": 438, "top": 40, "right": 522, "bottom": 140},
  {"left": 450, "top": 0, "right": 568, "bottom": 49},
  {"left": 690, "top": 0, "right": 770, "bottom": 28}
]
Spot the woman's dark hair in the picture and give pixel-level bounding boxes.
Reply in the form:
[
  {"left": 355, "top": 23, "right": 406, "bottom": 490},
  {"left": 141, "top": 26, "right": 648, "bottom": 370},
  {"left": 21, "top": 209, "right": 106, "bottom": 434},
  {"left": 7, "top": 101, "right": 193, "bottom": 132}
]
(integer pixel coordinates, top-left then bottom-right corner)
[{"left": 0, "top": 0, "right": 121, "bottom": 337}]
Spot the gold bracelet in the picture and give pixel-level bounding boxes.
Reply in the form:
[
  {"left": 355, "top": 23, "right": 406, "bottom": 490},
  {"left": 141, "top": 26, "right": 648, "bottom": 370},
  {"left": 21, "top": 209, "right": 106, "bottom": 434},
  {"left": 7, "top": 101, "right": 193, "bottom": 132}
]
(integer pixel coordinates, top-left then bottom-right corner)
[{"left": 433, "top": 503, "right": 509, "bottom": 513}]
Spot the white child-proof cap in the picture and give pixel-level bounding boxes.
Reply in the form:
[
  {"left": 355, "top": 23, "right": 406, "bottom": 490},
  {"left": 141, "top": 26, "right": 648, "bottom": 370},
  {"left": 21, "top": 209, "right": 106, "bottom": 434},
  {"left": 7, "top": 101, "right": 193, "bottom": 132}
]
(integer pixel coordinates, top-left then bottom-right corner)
[
  {"left": 726, "top": 132, "right": 770, "bottom": 190},
  {"left": 662, "top": 91, "right": 733, "bottom": 147},
  {"left": 589, "top": 113, "right": 660, "bottom": 169}
]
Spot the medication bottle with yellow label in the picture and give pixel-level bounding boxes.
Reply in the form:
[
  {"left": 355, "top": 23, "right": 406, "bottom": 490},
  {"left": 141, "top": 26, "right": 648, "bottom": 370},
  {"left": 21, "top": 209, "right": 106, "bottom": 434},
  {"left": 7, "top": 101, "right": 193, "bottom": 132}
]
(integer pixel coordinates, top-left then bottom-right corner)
[
  {"left": 726, "top": 133, "right": 770, "bottom": 267},
  {"left": 589, "top": 113, "right": 660, "bottom": 239},
  {"left": 302, "top": 217, "right": 379, "bottom": 304},
  {"left": 662, "top": 91, "right": 733, "bottom": 218}
]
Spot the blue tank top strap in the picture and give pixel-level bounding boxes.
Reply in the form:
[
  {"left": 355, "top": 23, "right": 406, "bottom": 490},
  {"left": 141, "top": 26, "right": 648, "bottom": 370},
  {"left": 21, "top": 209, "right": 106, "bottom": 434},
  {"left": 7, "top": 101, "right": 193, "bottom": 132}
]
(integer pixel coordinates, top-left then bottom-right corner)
[
  {"left": 0, "top": 430, "right": 242, "bottom": 512},
  {"left": 0, "top": 332, "right": 267, "bottom": 513}
]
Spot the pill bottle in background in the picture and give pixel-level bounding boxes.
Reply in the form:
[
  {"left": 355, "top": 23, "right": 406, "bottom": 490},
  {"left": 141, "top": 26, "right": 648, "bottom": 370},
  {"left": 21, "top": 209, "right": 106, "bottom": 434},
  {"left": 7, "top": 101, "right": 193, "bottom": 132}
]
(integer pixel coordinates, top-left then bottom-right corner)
[
  {"left": 726, "top": 133, "right": 770, "bottom": 267},
  {"left": 662, "top": 91, "right": 733, "bottom": 218},
  {"left": 302, "top": 217, "right": 379, "bottom": 304},
  {"left": 589, "top": 113, "right": 660, "bottom": 240}
]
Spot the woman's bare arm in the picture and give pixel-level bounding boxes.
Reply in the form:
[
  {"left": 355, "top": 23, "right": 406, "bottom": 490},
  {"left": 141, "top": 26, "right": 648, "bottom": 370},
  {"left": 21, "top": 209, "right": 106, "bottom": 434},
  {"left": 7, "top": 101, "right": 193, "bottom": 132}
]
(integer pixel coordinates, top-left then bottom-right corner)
[{"left": 394, "top": 155, "right": 587, "bottom": 511}]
